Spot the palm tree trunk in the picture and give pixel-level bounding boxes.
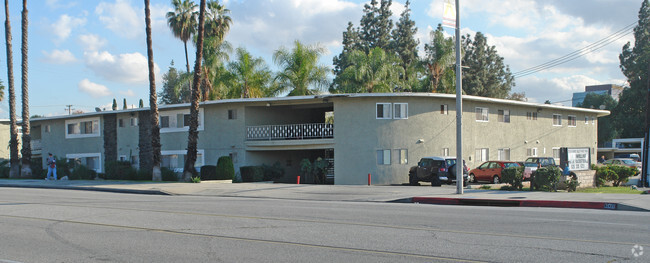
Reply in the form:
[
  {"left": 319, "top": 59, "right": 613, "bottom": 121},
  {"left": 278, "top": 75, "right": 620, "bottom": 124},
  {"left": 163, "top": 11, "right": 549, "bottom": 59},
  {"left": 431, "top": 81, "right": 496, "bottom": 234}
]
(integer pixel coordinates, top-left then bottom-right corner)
[
  {"left": 145, "top": 0, "right": 161, "bottom": 181},
  {"left": 20, "top": 0, "right": 31, "bottom": 178},
  {"left": 4, "top": 0, "right": 19, "bottom": 178},
  {"left": 183, "top": 40, "right": 190, "bottom": 73},
  {"left": 183, "top": 0, "right": 206, "bottom": 182}
]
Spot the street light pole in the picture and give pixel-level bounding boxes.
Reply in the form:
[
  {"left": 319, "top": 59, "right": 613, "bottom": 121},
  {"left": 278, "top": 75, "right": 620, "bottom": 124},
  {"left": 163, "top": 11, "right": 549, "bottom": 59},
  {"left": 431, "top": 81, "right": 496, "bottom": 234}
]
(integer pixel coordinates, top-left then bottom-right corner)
[{"left": 455, "top": 0, "right": 463, "bottom": 194}]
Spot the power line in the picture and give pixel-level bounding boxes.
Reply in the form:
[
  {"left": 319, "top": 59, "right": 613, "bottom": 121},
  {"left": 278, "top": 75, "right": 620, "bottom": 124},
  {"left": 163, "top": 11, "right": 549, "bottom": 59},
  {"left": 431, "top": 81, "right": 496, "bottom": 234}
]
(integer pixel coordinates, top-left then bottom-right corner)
[{"left": 513, "top": 21, "right": 637, "bottom": 78}]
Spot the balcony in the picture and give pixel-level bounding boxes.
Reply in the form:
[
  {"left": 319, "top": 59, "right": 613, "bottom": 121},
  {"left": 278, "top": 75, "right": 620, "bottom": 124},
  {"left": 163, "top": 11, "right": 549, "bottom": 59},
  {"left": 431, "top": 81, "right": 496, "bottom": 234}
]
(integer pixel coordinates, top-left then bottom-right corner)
[
  {"left": 31, "top": 139, "right": 42, "bottom": 152},
  {"left": 247, "top": 123, "right": 333, "bottom": 141}
]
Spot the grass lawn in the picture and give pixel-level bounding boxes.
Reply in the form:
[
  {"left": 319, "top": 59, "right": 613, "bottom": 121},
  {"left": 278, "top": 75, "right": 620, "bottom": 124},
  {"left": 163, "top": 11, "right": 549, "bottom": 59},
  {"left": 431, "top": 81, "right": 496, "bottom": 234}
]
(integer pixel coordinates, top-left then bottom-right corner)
[{"left": 575, "top": 186, "right": 644, "bottom": 194}]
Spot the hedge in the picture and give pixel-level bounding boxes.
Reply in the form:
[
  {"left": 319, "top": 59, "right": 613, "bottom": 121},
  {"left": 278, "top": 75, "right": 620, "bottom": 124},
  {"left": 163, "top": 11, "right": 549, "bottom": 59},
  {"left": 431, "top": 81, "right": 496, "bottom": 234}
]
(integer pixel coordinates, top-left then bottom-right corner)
[
  {"left": 240, "top": 166, "right": 264, "bottom": 182},
  {"left": 216, "top": 156, "right": 235, "bottom": 180},
  {"left": 501, "top": 166, "right": 524, "bottom": 190}
]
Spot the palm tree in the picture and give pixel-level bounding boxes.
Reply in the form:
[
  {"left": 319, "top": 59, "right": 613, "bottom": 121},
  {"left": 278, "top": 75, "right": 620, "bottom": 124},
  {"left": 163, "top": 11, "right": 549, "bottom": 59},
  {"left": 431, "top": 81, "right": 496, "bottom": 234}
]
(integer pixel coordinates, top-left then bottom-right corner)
[
  {"left": 341, "top": 47, "right": 403, "bottom": 93},
  {"left": 145, "top": 0, "right": 162, "bottom": 181},
  {"left": 273, "top": 40, "right": 329, "bottom": 96},
  {"left": 199, "top": 1, "right": 232, "bottom": 101},
  {"left": 166, "top": 0, "right": 198, "bottom": 73},
  {"left": 424, "top": 24, "right": 455, "bottom": 93},
  {"left": 183, "top": 0, "right": 206, "bottom": 182},
  {"left": 4, "top": 0, "right": 18, "bottom": 178},
  {"left": 204, "top": 0, "right": 231, "bottom": 43},
  {"left": 20, "top": 0, "right": 31, "bottom": 178},
  {"left": 228, "top": 47, "right": 272, "bottom": 98}
]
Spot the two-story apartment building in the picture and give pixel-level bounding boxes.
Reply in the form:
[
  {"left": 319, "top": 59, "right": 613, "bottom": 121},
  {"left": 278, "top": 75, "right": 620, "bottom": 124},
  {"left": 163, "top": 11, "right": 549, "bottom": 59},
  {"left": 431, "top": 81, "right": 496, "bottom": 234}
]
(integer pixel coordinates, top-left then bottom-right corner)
[{"left": 14, "top": 93, "right": 608, "bottom": 185}]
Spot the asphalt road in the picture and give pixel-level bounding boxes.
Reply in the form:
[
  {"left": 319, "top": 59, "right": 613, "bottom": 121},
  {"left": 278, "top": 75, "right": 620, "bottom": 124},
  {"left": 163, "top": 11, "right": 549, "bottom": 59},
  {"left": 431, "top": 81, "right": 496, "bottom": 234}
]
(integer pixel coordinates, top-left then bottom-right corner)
[{"left": 0, "top": 188, "right": 649, "bottom": 263}]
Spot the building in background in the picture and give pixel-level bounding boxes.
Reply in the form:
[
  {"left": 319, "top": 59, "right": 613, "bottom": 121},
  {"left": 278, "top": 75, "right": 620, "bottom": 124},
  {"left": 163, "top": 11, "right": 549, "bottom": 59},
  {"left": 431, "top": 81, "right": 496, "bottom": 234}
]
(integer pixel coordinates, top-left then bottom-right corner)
[{"left": 572, "top": 84, "right": 624, "bottom": 107}]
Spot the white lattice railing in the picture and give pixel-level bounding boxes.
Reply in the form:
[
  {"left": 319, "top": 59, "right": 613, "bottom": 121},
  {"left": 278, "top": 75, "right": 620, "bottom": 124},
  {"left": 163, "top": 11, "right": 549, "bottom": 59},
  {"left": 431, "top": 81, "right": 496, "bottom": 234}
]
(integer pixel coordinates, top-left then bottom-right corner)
[{"left": 246, "top": 123, "right": 334, "bottom": 141}]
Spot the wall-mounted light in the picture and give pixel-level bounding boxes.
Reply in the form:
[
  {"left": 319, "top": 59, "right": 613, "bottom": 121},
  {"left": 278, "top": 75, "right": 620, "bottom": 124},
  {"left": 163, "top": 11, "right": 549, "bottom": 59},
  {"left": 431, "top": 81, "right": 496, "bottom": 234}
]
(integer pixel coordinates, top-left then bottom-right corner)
[
  {"left": 266, "top": 103, "right": 271, "bottom": 107},
  {"left": 416, "top": 139, "right": 424, "bottom": 144},
  {"left": 536, "top": 140, "right": 540, "bottom": 144},
  {"left": 524, "top": 140, "right": 528, "bottom": 144}
]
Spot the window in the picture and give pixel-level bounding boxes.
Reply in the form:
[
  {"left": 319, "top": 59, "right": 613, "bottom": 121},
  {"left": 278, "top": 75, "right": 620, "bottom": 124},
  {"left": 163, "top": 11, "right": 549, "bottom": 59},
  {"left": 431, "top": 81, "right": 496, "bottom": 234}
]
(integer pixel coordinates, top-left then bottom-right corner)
[
  {"left": 527, "top": 148, "right": 538, "bottom": 157},
  {"left": 118, "top": 119, "right": 124, "bottom": 127},
  {"left": 160, "top": 116, "right": 169, "bottom": 128},
  {"left": 475, "top": 148, "right": 489, "bottom": 162},
  {"left": 568, "top": 115, "right": 576, "bottom": 127},
  {"left": 397, "top": 149, "right": 408, "bottom": 164},
  {"left": 552, "top": 114, "right": 562, "bottom": 126},
  {"left": 552, "top": 148, "right": 560, "bottom": 161},
  {"left": 441, "top": 104, "right": 448, "bottom": 114},
  {"left": 527, "top": 112, "right": 538, "bottom": 120},
  {"left": 498, "top": 109, "right": 510, "bottom": 123},
  {"left": 66, "top": 153, "right": 101, "bottom": 172},
  {"left": 475, "top": 107, "right": 488, "bottom": 122},
  {"left": 442, "top": 148, "right": 450, "bottom": 156},
  {"left": 229, "top": 152, "right": 238, "bottom": 163},
  {"left": 119, "top": 155, "right": 127, "bottom": 161},
  {"left": 65, "top": 118, "right": 100, "bottom": 138},
  {"left": 393, "top": 103, "right": 408, "bottom": 119},
  {"left": 377, "top": 149, "right": 390, "bottom": 165},
  {"left": 498, "top": 148, "right": 510, "bottom": 161},
  {"left": 376, "top": 103, "right": 391, "bottom": 119},
  {"left": 130, "top": 117, "right": 138, "bottom": 126},
  {"left": 183, "top": 114, "right": 191, "bottom": 127},
  {"left": 591, "top": 117, "right": 595, "bottom": 124},
  {"left": 228, "top": 109, "right": 237, "bottom": 120},
  {"left": 584, "top": 116, "right": 589, "bottom": 124},
  {"left": 44, "top": 125, "right": 51, "bottom": 133},
  {"left": 161, "top": 150, "right": 205, "bottom": 170}
]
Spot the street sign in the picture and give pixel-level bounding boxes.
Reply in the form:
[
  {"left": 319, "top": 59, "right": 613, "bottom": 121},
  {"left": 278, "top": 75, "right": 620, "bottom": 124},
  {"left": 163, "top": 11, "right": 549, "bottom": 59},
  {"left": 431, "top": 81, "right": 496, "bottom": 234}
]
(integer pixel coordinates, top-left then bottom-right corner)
[{"left": 443, "top": 0, "right": 456, "bottom": 28}]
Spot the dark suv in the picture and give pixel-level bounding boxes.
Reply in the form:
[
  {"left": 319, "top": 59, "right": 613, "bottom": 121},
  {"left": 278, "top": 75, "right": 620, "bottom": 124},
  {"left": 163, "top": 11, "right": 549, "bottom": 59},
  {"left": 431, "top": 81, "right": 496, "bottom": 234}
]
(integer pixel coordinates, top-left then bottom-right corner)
[{"left": 409, "top": 156, "right": 468, "bottom": 187}]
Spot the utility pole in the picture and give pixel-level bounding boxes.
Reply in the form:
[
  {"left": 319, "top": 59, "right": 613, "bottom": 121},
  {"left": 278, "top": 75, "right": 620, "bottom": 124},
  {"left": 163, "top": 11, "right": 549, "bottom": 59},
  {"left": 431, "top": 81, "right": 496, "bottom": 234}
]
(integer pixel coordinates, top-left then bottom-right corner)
[
  {"left": 65, "top": 104, "right": 74, "bottom": 115},
  {"left": 454, "top": 0, "right": 463, "bottom": 195},
  {"left": 643, "top": 60, "right": 650, "bottom": 187}
]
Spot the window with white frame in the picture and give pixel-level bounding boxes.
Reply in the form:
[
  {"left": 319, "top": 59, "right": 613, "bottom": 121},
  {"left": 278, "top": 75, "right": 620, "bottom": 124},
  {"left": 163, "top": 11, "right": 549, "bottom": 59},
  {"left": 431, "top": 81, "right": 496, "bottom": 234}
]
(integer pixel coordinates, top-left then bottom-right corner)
[
  {"left": 130, "top": 117, "right": 138, "bottom": 126},
  {"left": 527, "top": 148, "right": 538, "bottom": 157},
  {"left": 498, "top": 109, "right": 510, "bottom": 123},
  {"left": 161, "top": 150, "right": 205, "bottom": 170},
  {"left": 591, "top": 117, "right": 595, "bottom": 124},
  {"left": 376, "top": 103, "right": 391, "bottom": 119},
  {"left": 568, "top": 115, "right": 576, "bottom": 127},
  {"left": 393, "top": 103, "right": 408, "bottom": 119},
  {"left": 442, "top": 148, "right": 450, "bottom": 156},
  {"left": 498, "top": 148, "right": 510, "bottom": 161},
  {"left": 397, "top": 149, "right": 408, "bottom": 164},
  {"left": 119, "top": 155, "right": 127, "bottom": 161},
  {"left": 584, "top": 116, "right": 589, "bottom": 124},
  {"left": 527, "top": 112, "right": 538, "bottom": 120},
  {"left": 552, "top": 114, "right": 562, "bottom": 126},
  {"left": 475, "top": 107, "right": 489, "bottom": 122},
  {"left": 441, "top": 104, "right": 448, "bottom": 114},
  {"left": 475, "top": 148, "right": 489, "bottom": 162},
  {"left": 67, "top": 153, "right": 102, "bottom": 172},
  {"left": 377, "top": 149, "right": 390, "bottom": 165},
  {"left": 159, "top": 109, "right": 204, "bottom": 133},
  {"left": 160, "top": 116, "right": 170, "bottom": 128},
  {"left": 65, "top": 118, "right": 100, "bottom": 138},
  {"left": 552, "top": 147, "right": 560, "bottom": 161},
  {"left": 44, "top": 125, "right": 51, "bottom": 133}
]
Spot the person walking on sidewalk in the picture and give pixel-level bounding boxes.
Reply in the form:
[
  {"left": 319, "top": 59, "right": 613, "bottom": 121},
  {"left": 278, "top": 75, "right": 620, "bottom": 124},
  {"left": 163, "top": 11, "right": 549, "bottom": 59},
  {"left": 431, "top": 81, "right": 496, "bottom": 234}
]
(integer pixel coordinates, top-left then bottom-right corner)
[{"left": 46, "top": 153, "right": 58, "bottom": 180}]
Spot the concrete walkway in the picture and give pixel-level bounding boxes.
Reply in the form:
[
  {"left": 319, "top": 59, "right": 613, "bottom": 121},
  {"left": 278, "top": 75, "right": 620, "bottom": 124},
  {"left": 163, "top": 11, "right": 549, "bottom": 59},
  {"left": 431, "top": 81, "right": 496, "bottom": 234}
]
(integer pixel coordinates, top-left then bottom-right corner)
[{"left": 1, "top": 179, "right": 649, "bottom": 211}]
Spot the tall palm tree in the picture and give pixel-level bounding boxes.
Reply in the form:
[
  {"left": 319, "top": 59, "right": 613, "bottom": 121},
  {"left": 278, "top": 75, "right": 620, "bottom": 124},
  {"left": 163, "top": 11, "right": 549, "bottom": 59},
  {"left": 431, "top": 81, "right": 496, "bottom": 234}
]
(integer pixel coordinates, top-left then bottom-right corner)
[
  {"left": 228, "top": 47, "right": 272, "bottom": 98},
  {"left": 4, "top": 0, "right": 19, "bottom": 178},
  {"left": 145, "top": 0, "right": 162, "bottom": 181},
  {"left": 272, "top": 40, "right": 329, "bottom": 96},
  {"left": 341, "top": 47, "right": 403, "bottom": 93},
  {"left": 183, "top": 0, "right": 206, "bottom": 182},
  {"left": 424, "top": 24, "right": 455, "bottom": 93},
  {"left": 20, "top": 0, "right": 31, "bottom": 178},
  {"left": 204, "top": 0, "right": 231, "bottom": 44},
  {"left": 166, "top": 0, "right": 197, "bottom": 73},
  {"left": 199, "top": 1, "right": 232, "bottom": 101}
]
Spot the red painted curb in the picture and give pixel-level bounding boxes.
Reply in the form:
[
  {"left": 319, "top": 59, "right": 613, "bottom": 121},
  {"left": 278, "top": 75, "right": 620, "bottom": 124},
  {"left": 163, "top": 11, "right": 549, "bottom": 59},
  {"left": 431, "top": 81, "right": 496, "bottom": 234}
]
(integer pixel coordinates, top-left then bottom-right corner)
[{"left": 412, "top": 197, "right": 618, "bottom": 210}]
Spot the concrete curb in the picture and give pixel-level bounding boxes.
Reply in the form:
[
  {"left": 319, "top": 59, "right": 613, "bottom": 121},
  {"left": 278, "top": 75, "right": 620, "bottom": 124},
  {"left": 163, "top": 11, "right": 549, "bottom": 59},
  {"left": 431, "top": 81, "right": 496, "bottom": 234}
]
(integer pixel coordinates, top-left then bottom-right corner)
[
  {"left": 0, "top": 184, "right": 171, "bottom": 196},
  {"left": 410, "top": 197, "right": 644, "bottom": 211}
]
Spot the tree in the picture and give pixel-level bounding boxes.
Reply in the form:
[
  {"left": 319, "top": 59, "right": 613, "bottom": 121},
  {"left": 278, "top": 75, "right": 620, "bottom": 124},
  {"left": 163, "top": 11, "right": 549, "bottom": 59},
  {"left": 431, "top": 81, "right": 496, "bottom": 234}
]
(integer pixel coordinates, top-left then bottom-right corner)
[
  {"left": 423, "top": 24, "right": 455, "bottom": 93},
  {"left": 577, "top": 93, "right": 619, "bottom": 145},
  {"left": 112, "top": 98, "right": 117, "bottom": 110},
  {"left": 20, "top": 0, "right": 31, "bottom": 178},
  {"left": 332, "top": 22, "right": 362, "bottom": 92},
  {"left": 227, "top": 47, "right": 271, "bottom": 98},
  {"left": 198, "top": 0, "right": 232, "bottom": 101},
  {"left": 506, "top": 91, "right": 527, "bottom": 101},
  {"left": 616, "top": 0, "right": 650, "bottom": 138},
  {"left": 359, "top": 0, "right": 393, "bottom": 52},
  {"left": 123, "top": 98, "right": 127, "bottom": 109},
  {"left": 158, "top": 62, "right": 189, "bottom": 104},
  {"left": 273, "top": 40, "right": 329, "bottom": 96},
  {"left": 4, "top": 0, "right": 19, "bottom": 178},
  {"left": 167, "top": 0, "right": 198, "bottom": 73},
  {"left": 139, "top": 99, "right": 144, "bottom": 108},
  {"left": 390, "top": 0, "right": 418, "bottom": 88},
  {"left": 461, "top": 32, "right": 515, "bottom": 99},
  {"left": 183, "top": 0, "right": 206, "bottom": 182},
  {"left": 145, "top": 0, "right": 162, "bottom": 181},
  {"left": 338, "top": 47, "right": 403, "bottom": 93}
]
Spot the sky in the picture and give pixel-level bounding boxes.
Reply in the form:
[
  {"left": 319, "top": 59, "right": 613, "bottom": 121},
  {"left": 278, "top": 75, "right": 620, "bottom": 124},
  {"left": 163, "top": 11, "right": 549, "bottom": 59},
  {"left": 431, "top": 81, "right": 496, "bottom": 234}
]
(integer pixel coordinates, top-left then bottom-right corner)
[{"left": 0, "top": 0, "right": 642, "bottom": 118}]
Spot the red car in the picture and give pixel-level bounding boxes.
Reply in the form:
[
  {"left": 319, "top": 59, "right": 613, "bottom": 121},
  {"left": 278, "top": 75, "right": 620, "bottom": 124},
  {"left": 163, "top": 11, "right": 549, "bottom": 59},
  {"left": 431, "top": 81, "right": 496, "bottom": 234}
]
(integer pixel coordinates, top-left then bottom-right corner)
[{"left": 469, "top": 161, "right": 521, "bottom": 184}]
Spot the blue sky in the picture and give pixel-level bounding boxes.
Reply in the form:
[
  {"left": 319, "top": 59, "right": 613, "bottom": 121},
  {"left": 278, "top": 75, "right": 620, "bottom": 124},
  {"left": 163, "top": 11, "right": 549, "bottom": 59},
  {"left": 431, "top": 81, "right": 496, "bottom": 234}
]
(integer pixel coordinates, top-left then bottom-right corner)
[{"left": 0, "top": 0, "right": 641, "bottom": 117}]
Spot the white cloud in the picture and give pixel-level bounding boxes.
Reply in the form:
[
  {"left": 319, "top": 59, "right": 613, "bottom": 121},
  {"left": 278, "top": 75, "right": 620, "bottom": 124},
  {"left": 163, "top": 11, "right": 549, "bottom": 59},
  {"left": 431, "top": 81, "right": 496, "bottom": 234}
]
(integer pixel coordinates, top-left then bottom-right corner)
[
  {"left": 78, "top": 79, "right": 112, "bottom": 98},
  {"left": 84, "top": 50, "right": 160, "bottom": 85},
  {"left": 119, "top": 89, "right": 136, "bottom": 97},
  {"left": 78, "top": 34, "right": 107, "bottom": 51},
  {"left": 41, "top": 49, "right": 77, "bottom": 64},
  {"left": 96, "top": 0, "right": 142, "bottom": 39},
  {"left": 50, "top": 15, "right": 86, "bottom": 43}
]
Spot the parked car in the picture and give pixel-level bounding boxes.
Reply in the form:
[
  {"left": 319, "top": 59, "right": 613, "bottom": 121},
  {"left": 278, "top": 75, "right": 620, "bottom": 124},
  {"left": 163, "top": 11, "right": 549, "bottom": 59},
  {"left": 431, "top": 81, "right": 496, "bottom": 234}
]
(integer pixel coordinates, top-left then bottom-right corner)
[
  {"left": 409, "top": 156, "right": 468, "bottom": 187},
  {"left": 469, "top": 161, "right": 521, "bottom": 184},
  {"left": 603, "top": 158, "right": 642, "bottom": 174},
  {"left": 524, "top": 157, "right": 556, "bottom": 167}
]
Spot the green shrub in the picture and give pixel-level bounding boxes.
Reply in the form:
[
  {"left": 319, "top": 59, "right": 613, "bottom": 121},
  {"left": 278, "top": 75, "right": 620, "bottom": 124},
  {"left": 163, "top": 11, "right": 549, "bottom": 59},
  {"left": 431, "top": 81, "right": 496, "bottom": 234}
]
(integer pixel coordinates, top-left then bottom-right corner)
[
  {"left": 608, "top": 165, "right": 637, "bottom": 187},
  {"left": 216, "top": 156, "right": 235, "bottom": 180},
  {"left": 261, "top": 161, "right": 284, "bottom": 181},
  {"left": 29, "top": 161, "right": 45, "bottom": 179},
  {"left": 501, "top": 166, "right": 524, "bottom": 190},
  {"left": 240, "top": 166, "right": 264, "bottom": 182},
  {"left": 137, "top": 169, "right": 153, "bottom": 181},
  {"left": 70, "top": 165, "right": 97, "bottom": 180},
  {"left": 566, "top": 177, "right": 580, "bottom": 192},
  {"left": 161, "top": 167, "right": 178, "bottom": 181},
  {"left": 104, "top": 161, "right": 138, "bottom": 180},
  {"left": 200, "top": 165, "right": 217, "bottom": 180},
  {"left": 533, "top": 166, "right": 561, "bottom": 192},
  {"left": 232, "top": 171, "right": 243, "bottom": 183},
  {"left": 191, "top": 176, "right": 201, "bottom": 183},
  {"left": 54, "top": 157, "right": 73, "bottom": 179}
]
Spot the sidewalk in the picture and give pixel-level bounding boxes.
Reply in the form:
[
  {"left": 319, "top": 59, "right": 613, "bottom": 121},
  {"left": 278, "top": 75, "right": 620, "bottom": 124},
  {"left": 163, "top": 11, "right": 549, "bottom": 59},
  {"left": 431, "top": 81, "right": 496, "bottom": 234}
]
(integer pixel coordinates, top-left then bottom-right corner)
[{"left": 1, "top": 179, "right": 649, "bottom": 211}]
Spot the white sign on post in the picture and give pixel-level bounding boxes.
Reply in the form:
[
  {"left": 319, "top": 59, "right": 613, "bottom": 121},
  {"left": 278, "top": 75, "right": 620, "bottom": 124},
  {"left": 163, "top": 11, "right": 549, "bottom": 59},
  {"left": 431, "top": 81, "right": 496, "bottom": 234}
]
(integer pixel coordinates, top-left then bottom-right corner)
[
  {"left": 443, "top": 0, "right": 456, "bottom": 28},
  {"left": 567, "top": 148, "right": 590, "bottom": 171}
]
